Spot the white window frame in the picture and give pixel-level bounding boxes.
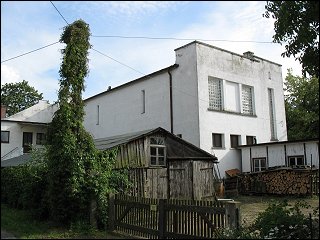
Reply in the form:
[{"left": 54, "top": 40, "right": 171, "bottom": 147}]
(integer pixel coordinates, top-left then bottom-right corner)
[
  {"left": 252, "top": 158, "right": 267, "bottom": 172},
  {"left": 150, "top": 137, "right": 166, "bottom": 166},
  {"left": 288, "top": 155, "right": 305, "bottom": 167}
]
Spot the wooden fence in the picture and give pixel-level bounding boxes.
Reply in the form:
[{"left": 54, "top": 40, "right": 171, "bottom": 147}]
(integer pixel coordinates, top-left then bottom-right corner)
[{"left": 108, "top": 194, "right": 240, "bottom": 239}]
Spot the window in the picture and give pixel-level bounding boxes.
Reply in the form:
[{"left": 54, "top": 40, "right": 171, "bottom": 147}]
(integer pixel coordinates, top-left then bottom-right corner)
[
  {"left": 242, "top": 85, "right": 254, "bottom": 115},
  {"left": 97, "top": 105, "right": 100, "bottom": 125},
  {"left": 141, "top": 90, "right": 145, "bottom": 114},
  {"left": 208, "top": 77, "right": 223, "bottom": 110},
  {"left": 288, "top": 156, "right": 304, "bottom": 166},
  {"left": 224, "top": 81, "right": 240, "bottom": 112},
  {"left": 212, "top": 133, "right": 224, "bottom": 148},
  {"left": 1, "top": 131, "right": 10, "bottom": 143},
  {"left": 268, "top": 88, "right": 277, "bottom": 140},
  {"left": 150, "top": 137, "right": 166, "bottom": 166},
  {"left": 246, "top": 136, "right": 256, "bottom": 145},
  {"left": 36, "top": 133, "right": 46, "bottom": 145},
  {"left": 252, "top": 158, "right": 267, "bottom": 172},
  {"left": 230, "top": 134, "right": 240, "bottom": 148}
]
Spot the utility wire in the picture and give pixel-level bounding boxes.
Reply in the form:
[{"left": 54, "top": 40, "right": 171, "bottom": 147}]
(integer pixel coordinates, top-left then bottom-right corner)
[
  {"left": 1, "top": 41, "right": 60, "bottom": 63},
  {"left": 50, "top": 1, "right": 69, "bottom": 25},
  {"left": 91, "top": 35, "right": 274, "bottom": 44},
  {"left": 91, "top": 48, "right": 145, "bottom": 75}
]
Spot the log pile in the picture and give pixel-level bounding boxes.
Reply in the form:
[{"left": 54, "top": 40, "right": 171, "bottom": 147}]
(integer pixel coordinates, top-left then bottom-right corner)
[{"left": 239, "top": 168, "right": 318, "bottom": 195}]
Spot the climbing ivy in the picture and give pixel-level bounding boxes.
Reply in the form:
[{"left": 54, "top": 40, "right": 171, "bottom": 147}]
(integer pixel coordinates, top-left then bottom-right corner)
[{"left": 46, "top": 19, "right": 98, "bottom": 225}]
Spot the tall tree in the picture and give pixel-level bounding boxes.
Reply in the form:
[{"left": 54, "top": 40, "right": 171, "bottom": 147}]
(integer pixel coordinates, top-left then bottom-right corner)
[
  {"left": 1, "top": 80, "right": 43, "bottom": 116},
  {"left": 47, "top": 19, "right": 97, "bottom": 225},
  {"left": 284, "top": 69, "right": 319, "bottom": 140},
  {"left": 263, "top": 1, "right": 319, "bottom": 78}
]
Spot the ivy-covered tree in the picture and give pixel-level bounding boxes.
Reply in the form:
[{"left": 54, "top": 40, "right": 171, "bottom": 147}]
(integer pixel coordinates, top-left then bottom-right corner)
[
  {"left": 46, "top": 19, "right": 98, "bottom": 225},
  {"left": 284, "top": 69, "right": 319, "bottom": 140},
  {"left": 1, "top": 80, "right": 43, "bottom": 116},
  {"left": 263, "top": 1, "right": 319, "bottom": 78}
]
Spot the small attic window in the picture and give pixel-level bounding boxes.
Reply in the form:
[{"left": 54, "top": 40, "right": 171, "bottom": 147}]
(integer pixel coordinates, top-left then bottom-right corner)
[{"left": 150, "top": 137, "right": 166, "bottom": 166}]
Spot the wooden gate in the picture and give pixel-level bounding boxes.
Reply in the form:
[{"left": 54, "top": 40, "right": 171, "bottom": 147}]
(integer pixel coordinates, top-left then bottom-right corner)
[{"left": 108, "top": 194, "right": 239, "bottom": 239}]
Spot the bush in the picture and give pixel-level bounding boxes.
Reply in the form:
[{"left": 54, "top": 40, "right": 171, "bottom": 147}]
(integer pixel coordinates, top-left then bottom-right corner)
[{"left": 252, "top": 199, "right": 318, "bottom": 239}]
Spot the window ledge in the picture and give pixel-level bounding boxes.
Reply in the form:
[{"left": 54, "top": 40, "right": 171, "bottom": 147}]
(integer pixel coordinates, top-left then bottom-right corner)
[
  {"left": 207, "top": 108, "right": 257, "bottom": 118},
  {"left": 211, "top": 147, "right": 226, "bottom": 150}
]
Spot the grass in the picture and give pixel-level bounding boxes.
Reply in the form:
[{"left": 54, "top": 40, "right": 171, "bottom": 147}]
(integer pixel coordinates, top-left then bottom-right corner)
[
  {"left": 233, "top": 194, "right": 319, "bottom": 226},
  {"left": 0, "top": 203, "right": 126, "bottom": 239}
]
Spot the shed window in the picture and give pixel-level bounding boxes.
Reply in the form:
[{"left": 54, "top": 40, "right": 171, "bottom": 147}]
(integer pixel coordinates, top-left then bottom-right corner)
[
  {"left": 252, "top": 158, "right": 267, "bottom": 172},
  {"left": 1, "top": 131, "right": 10, "bottom": 143},
  {"left": 150, "top": 137, "right": 166, "bottom": 166},
  {"left": 288, "top": 156, "right": 304, "bottom": 166}
]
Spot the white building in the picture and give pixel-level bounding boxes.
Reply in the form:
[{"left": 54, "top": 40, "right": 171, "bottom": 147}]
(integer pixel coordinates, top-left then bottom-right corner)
[
  {"left": 84, "top": 41, "right": 288, "bottom": 177},
  {"left": 1, "top": 100, "right": 58, "bottom": 162}
]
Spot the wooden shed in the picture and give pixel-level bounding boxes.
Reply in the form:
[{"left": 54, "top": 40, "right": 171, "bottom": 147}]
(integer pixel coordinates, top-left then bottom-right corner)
[{"left": 94, "top": 127, "right": 219, "bottom": 200}]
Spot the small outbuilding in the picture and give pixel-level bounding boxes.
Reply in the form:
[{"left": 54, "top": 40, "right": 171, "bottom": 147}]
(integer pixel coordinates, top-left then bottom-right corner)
[{"left": 94, "top": 127, "right": 220, "bottom": 200}]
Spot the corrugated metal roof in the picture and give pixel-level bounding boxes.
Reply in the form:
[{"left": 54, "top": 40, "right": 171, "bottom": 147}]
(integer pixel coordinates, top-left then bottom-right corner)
[
  {"left": 1, "top": 154, "right": 31, "bottom": 167},
  {"left": 94, "top": 128, "right": 157, "bottom": 150}
]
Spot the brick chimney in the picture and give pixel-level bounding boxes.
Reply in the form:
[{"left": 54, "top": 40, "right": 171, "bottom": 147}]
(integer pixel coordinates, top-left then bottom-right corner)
[
  {"left": 1, "top": 105, "right": 7, "bottom": 118},
  {"left": 243, "top": 51, "right": 254, "bottom": 59}
]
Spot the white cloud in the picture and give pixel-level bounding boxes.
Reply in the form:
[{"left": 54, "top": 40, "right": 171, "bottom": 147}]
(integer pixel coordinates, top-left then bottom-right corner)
[{"left": 1, "top": 65, "right": 21, "bottom": 84}]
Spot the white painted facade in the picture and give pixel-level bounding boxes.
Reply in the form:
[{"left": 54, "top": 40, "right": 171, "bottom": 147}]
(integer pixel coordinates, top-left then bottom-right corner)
[
  {"left": 83, "top": 41, "right": 288, "bottom": 178},
  {"left": 239, "top": 140, "right": 319, "bottom": 172},
  {"left": 1, "top": 100, "right": 58, "bottom": 160}
]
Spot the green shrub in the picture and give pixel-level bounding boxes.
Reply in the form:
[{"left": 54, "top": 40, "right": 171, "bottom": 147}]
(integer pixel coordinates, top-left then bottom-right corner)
[{"left": 252, "top": 199, "right": 318, "bottom": 239}]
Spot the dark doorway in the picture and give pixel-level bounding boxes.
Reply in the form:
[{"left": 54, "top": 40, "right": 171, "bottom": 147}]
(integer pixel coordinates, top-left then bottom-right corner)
[{"left": 23, "top": 132, "right": 33, "bottom": 153}]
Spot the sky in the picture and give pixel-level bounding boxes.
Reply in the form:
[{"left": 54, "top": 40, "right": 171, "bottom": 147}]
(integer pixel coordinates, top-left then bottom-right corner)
[{"left": 1, "top": 1, "right": 303, "bottom": 104}]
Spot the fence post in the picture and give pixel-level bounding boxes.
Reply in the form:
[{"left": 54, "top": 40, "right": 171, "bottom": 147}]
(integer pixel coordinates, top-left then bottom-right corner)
[
  {"left": 107, "top": 193, "right": 115, "bottom": 232},
  {"left": 158, "top": 199, "right": 166, "bottom": 239},
  {"left": 225, "top": 201, "right": 241, "bottom": 229}
]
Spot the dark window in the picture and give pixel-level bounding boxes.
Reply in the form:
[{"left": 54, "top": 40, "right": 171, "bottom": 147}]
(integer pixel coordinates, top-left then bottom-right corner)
[
  {"left": 150, "top": 137, "right": 166, "bottom": 166},
  {"left": 1, "top": 131, "right": 10, "bottom": 143},
  {"left": 288, "top": 156, "right": 305, "bottom": 166},
  {"left": 252, "top": 158, "right": 267, "bottom": 172},
  {"left": 230, "top": 135, "right": 240, "bottom": 148},
  {"left": 36, "top": 133, "right": 46, "bottom": 145},
  {"left": 246, "top": 136, "right": 256, "bottom": 145},
  {"left": 212, "top": 133, "right": 223, "bottom": 148}
]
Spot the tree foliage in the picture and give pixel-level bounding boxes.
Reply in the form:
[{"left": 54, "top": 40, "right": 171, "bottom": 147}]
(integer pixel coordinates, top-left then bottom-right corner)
[
  {"left": 263, "top": 1, "right": 319, "bottom": 78},
  {"left": 1, "top": 80, "right": 43, "bottom": 116},
  {"left": 284, "top": 69, "right": 319, "bottom": 140}
]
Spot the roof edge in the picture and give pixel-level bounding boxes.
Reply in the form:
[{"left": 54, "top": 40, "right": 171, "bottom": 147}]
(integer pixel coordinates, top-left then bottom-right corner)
[
  {"left": 84, "top": 64, "right": 179, "bottom": 102},
  {"left": 238, "top": 138, "right": 319, "bottom": 148}
]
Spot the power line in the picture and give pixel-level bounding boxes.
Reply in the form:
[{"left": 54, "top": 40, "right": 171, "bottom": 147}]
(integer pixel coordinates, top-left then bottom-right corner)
[
  {"left": 1, "top": 41, "right": 60, "bottom": 63},
  {"left": 91, "top": 35, "right": 274, "bottom": 44},
  {"left": 50, "top": 1, "right": 69, "bottom": 25},
  {"left": 91, "top": 48, "right": 145, "bottom": 75}
]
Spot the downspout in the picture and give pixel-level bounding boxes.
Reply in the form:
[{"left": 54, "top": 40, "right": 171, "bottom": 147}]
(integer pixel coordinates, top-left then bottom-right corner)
[{"left": 168, "top": 68, "right": 173, "bottom": 134}]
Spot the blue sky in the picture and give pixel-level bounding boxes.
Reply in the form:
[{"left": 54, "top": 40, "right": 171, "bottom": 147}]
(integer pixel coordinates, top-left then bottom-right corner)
[{"left": 1, "top": 1, "right": 302, "bottom": 104}]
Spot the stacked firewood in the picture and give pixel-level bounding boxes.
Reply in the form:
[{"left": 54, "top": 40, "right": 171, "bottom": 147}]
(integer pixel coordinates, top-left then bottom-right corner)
[{"left": 239, "top": 168, "right": 318, "bottom": 195}]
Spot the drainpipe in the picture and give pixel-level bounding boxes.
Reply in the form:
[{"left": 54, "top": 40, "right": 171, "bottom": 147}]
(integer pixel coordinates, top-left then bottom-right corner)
[{"left": 168, "top": 68, "right": 173, "bottom": 134}]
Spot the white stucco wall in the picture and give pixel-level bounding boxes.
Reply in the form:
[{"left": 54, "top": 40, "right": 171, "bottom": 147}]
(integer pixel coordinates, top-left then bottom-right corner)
[
  {"left": 84, "top": 72, "right": 172, "bottom": 139},
  {"left": 240, "top": 141, "right": 319, "bottom": 172},
  {"left": 191, "top": 42, "right": 287, "bottom": 177},
  {"left": 1, "top": 100, "right": 57, "bottom": 160}
]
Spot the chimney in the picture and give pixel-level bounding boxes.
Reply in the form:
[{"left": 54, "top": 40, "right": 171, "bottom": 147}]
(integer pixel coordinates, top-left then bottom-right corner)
[
  {"left": 243, "top": 51, "right": 254, "bottom": 59},
  {"left": 1, "top": 105, "right": 7, "bottom": 119},
  {"left": 107, "top": 86, "right": 112, "bottom": 91}
]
